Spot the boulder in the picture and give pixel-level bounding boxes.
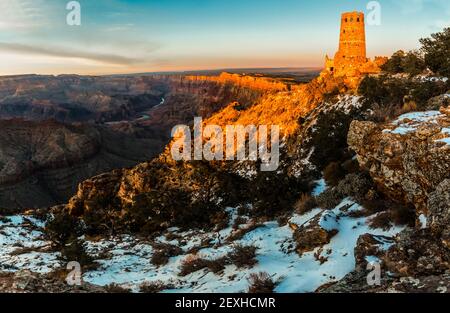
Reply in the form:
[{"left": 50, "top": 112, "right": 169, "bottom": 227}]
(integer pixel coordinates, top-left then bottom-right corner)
[{"left": 348, "top": 111, "right": 450, "bottom": 223}]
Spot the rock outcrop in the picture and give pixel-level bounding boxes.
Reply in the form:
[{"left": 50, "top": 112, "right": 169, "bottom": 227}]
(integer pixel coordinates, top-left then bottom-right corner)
[
  {"left": 348, "top": 108, "right": 450, "bottom": 221},
  {"left": 329, "top": 106, "right": 450, "bottom": 293}
]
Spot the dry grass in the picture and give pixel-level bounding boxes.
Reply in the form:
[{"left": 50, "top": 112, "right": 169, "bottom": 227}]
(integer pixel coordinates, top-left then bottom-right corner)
[
  {"left": 179, "top": 254, "right": 227, "bottom": 277},
  {"left": 151, "top": 243, "right": 183, "bottom": 266},
  {"left": 228, "top": 244, "right": 258, "bottom": 268},
  {"left": 294, "top": 193, "right": 317, "bottom": 215},
  {"left": 140, "top": 280, "right": 173, "bottom": 293},
  {"left": 105, "top": 283, "right": 131, "bottom": 293},
  {"left": 247, "top": 272, "right": 276, "bottom": 293}
]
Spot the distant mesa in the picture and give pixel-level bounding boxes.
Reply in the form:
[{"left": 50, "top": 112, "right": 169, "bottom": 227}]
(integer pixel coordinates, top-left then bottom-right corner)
[{"left": 323, "top": 11, "right": 387, "bottom": 86}]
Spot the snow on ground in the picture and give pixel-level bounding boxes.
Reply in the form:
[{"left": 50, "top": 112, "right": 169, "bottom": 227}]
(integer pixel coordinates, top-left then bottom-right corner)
[
  {"left": 331, "top": 95, "right": 363, "bottom": 114},
  {"left": 0, "top": 216, "right": 61, "bottom": 273},
  {"left": 418, "top": 214, "right": 428, "bottom": 229},
  {"left": 1, "top": 194, "right": 404, "bottom": 292},
  {"left": 383, "top": 111, "right": 450, "bottom": 146},
  {"left": 312, "top": 179, "right": 326, "bottom": 196},
  {"left": 414, "top": 75, "right": 448, "bottom": 83},
  {"left": 81, "top": 200, "right": 402, "bottom": 293},
  {"left": 384, "top": 111, "right": 443, "bottom": 135},
  {"left": 436, "top": 127, "right": 450, "bottom": 145}
]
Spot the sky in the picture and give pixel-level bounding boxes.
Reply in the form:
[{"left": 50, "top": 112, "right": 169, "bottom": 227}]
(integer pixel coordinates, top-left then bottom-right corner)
[{"left": 0, "top": 0, "right": 449, "bottom": 75}]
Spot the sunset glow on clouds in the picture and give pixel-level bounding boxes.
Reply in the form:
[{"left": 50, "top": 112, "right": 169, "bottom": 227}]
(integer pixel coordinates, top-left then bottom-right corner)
[{"left": 0, "top": 0, "right": 449, "bottom": 75}]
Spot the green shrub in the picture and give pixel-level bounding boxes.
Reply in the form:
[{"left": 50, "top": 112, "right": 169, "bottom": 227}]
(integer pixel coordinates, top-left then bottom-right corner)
[
  {"left": 382, "top": 50, "right": 426, "bottom": 76},
  {"left": 420, "top": 27, "right": 450, "bottom": 77},
  {"left": 359, "top": 75, "right": 448, "bottom": 118}
]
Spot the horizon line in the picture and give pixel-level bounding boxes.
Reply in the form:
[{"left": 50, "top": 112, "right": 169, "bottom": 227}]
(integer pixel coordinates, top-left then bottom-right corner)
[{"left": 0, "top": 66, "right": 325, "bottom": 78}]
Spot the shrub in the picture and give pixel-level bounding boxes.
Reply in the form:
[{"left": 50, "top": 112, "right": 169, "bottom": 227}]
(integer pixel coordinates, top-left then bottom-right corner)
[
  {"left": 179, "top": 255, "right": 209, "bottom": 276},
  {"left": 232, "top": 216, "right": 247, "bottom": 229},
  {"left": 369, "top": 212, "right": 392, "bottom": 231},
  {"left": 151, "top": 251, "right": 169, "bottom": 267},
  {"left": 228, "top": 244, "right": 258, "bottom": 268},
  {"left": 105, "top": 283, "right": 131, "bottom": 293},
  {"left": 388, "top": 203, "right": 416, "bottom": 227},
  {"left": 420, "top": 27, "right": 450, "bottom": 77},
  {"left": 382, "top": 50, "right": 426, "bottom": 76},
  {"left": 225, "top": 222, "right": 262, "bottom": 242},
  {"left": 210, "top": 210, "right": 230, "bottom": 231},
  {"left": 359, "top": 74, "right": 448, "bottom": 119},
  {"left": 359, "top": 194, "right": 393, "bottom": 215},
  {"left": 205, "top": 258, "right": 227, "bottom": 274},
  {"left": 247, "top": 272, "right": 276, "bottom": 293},
  {"left": 315, "top": 188, "right": 343, "bottom": 210},
  {"left": 341, "top": 158, "right": 360, "bottom": 174},
  {"left": 151, "top": 243, "right": 183, "bottom": 266},
  {"left": 410, "top": 81, "right": 449, "bottom": 108},
  {"left": 45, "top": 211, "right": 84, "bottom": 247},
  {"left": 368, "top": 103, "right": 399, "bottom": 123},
  {"left": 310, "top": 110, "right": 355, "bottom": 170},
  {"left": 276, "top": 214, "right": 290, "bottom": 227},
  {"left": 294, "top": 193, "right": 317, "bottom": 215},
  {"left": 336, "top": 173, "right": 373, "bottom": 203},
  {"left": 128, "top": 189, "right": 191, "bottom": 234},
  {"left": 250, "top": 171, "right": 308, "bottom": 218},
  {"left": 323, "top": 162, "right": 345, "bottom": 186},
  {"left": 179, "top": 254, "right": 227, "bottom": 277},
  {"left": 140, "top": 281, "right": 173, "bottom": 293},
  {"left": 368, "top": 202, "right": 416, "bottom": 230},
  {"left": 60, "top": 237, "right": 94, "bottom": 267}
]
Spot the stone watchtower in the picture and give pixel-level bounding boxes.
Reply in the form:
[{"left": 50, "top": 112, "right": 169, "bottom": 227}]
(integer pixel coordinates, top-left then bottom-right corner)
[
  {"left": 325, "top": 11, "right": 373, "bottom": 77},
  {"left": 334, "top": 11, "right": 367, "bottom": 73}
]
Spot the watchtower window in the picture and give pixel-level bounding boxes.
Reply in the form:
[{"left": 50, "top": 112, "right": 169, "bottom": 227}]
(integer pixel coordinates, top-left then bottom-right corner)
[
  {"left": 357, "top": 18, "right": 360, "bottom": 22},
  {"left": 345, "top": 18, "right": 348, "bottom": 22}
]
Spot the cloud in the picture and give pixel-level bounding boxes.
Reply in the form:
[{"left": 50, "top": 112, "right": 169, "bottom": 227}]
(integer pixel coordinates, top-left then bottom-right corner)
[
  {"left": 0, "top": 42, "right": 144, "bottom": 66},
  {"left": 393, "top": 0, "right": 450, "bottom": 15},
  {"left": 0, "top": 0, "right": 49, "bottom": 30}
]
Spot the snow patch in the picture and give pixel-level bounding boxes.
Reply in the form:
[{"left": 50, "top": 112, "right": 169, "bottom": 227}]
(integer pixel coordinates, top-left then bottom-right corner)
[
  {"left": 0, "top": 216, "right": 61, "bottom": 273},
  {"left": 1, "top": 200, "right": 404, "bottom": 293},
  {"left": 383, "top": 111, "right": 445, "bottom": 135},
  {"left": 312, "top": 179, "right": 326, "bottom": 196},
  {"left": 418, "top": 214, "right": 427, "bottom": 229}
]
